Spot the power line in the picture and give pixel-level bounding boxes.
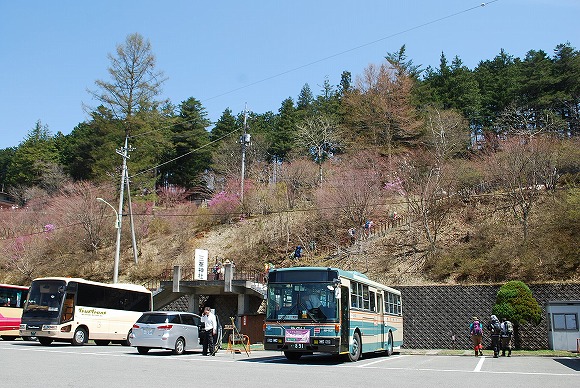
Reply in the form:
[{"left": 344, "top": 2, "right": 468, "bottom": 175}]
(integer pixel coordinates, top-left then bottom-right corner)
[
  {"left": 199, "top": 1, "right": 499, "bottom": 104},
  {"left": 129, "top": 126, "right": 240, "bottom": 179},
  {"left": 126, "top": 1, "right": 498, "bottom": 141}
]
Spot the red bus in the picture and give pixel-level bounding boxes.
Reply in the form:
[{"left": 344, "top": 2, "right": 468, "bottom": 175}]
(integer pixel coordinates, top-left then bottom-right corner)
[{"left": 0, "top": 283, "right": 29, "bottom": 340}]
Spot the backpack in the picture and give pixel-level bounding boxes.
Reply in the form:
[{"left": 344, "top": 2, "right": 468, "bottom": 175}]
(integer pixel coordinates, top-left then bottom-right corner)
[
  {"left": 471, "top": 320, "right": 483, "bottom": 336},
  {"left": 504, "top": 320, "right": 513, "bottom": 335},
  {"left": 492, "top": 321, "right": 501, "bottom": 334}
]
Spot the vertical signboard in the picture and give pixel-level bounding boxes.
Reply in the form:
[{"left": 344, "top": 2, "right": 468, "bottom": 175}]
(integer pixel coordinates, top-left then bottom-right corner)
[{"left": 194, "top": 249, "right": 208, "bottom": 280}]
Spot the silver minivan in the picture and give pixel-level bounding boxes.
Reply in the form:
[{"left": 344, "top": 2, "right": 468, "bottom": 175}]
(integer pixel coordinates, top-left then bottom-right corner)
[{"left": 130, "top": 311, "right": 205, "bottom": 355}]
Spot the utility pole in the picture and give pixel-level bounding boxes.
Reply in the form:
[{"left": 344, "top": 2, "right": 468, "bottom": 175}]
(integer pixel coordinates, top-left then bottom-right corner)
[
  {"left": 125, "top": 169, "right": 138, "bottom": 264},
  {"left": 240, "top": 103, "right": 250, "bottom": 204},
  {"left": 113, "top": 137, "right": 134, "bottom": 283}
]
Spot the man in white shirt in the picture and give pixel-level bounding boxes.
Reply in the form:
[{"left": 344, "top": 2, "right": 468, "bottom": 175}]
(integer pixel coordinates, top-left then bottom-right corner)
[{"left": 201, "top": 306, "right": 217, "bottom": 356}]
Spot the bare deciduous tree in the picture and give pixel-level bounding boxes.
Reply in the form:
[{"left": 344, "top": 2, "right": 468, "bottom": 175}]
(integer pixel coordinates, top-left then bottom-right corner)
[
  {"left": 423, "top": 107, "right": 470, "bottom": 161},
  {"left": 394, "top": 151, "right": 456, "bottom": 253},
  {"left": 315, "top": 151, "right": 388, "bottom": 228},
  {"left": 483, "top": 136, "right": 560, "bottom": 239},
  {"left": 54, "top": 181, "right": 112, "bottom": 252},
  {"left": 88, "top": 33, "right": 166, "bottom": 134},
  {"left": 497, "top": 104, "right": 565, "bottom": 138},
  {"left": 295, "top": 115, "right": 341, "bottom": 183},
  {"left": 342, "top": 62, "right": 422, "bottom": 165},
  {"left": 278, "top": 158, "right": 319, "bottom": 209}
]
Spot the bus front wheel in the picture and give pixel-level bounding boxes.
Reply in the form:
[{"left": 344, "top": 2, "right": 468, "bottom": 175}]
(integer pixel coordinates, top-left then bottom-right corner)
[
  {"left": 39, "top": 337, "right": 53, "bottom": 346},
  {"left": 72, "top": 327, "right": 87, "bottom": 346},
  {"left": 347, "top": 332, "right": 362, "bottom": 362},
  {"left": 284, "top": 351, "right": 302, "bottom": 361},
  {"left": 1, "top": 336, "right": 17, "bottom": 341}
]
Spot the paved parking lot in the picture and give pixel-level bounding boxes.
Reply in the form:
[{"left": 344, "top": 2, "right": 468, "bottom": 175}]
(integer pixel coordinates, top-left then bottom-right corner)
[{"left": 2, "top": 340, "right": 578, "bottom": 387}]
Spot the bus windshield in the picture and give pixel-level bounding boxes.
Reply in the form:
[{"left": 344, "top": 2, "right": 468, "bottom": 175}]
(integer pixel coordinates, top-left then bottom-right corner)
[
  {"left": 23, "top": 280, "right": 66, "bottom": 319},
  {"left": 266, "top": 282, "right": 339, "bottom": 322}
]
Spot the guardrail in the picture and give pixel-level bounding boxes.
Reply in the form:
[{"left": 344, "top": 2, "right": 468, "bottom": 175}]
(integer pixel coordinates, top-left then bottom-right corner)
[{"left": 157, "top": 267, "right": 265, "bottom": 283}]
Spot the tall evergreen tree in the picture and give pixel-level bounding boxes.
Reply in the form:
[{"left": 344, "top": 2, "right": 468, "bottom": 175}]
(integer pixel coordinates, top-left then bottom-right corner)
[
  {"left": 62, "top": 107, "right": 125, "bottom": 183},
  {"left": 5, "top": 121, "right": 60, "bottom": 187},
  {"left": 473, "top": 49, "right": 520, "bottom": 130},
  {"left": 314, "top": 77, "right": 341, "bottom": 118},
  {"left": 518, "top": 49, "right": 554, "bottom": 111},
  {"left": 552, "top": 42, "right": 580, "bottom": 135},
  {"left": 0, "top": 147, "right": 16, "bottom": 190},
  {"left": 268, "top": 98, "right": 296, "bottom": 161},
  {"left": 158, "top": 97, "right": 211, "bottom": 188},
  {"left": 385, "top": 44, "right": 423, "bottom": 80},
  {"left": 419, "top": 53, "right": 480, "bottom": 124},
  {"left": 210, "top": 108, "right": 238, "bottom": 143},
  {"left": 297, "top": 83, "right": 314, "bottom": 111}
]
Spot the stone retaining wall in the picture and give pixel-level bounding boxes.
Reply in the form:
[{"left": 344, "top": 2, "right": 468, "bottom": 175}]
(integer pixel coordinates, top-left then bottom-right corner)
[{"left": 399, "top": 283, "right": 580, "bottom": 350}]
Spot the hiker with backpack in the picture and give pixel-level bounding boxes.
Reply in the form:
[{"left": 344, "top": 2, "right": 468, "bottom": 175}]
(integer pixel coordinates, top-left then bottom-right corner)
[
  {"left": 469, "top": 316, "right": 484, "bottom": 357},
  {"left": 488, "top": 314, "right": 502, "bottom": 358},
  {"left": 500, "top": 317, "right": 513, "bottom": 357}
]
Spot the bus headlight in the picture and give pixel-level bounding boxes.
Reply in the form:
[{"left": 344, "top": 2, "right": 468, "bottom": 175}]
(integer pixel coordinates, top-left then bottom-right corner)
[{"left": 42, "top": 325, "right": 58, "bottom": 331}]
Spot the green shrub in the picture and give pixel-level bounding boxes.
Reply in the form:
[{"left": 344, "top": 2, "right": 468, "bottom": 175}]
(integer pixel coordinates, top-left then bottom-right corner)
[{"left": 492, "top": 280, "right": 541, "bottom": 325}]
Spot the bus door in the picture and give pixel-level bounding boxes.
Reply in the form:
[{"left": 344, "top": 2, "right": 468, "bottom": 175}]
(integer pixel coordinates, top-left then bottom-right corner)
[
  {"left": 340, "top": 286, "right": 350, "bottom": 353},
  {"left": 61, "top": 292, "right": 75, "bottom": 323},
  {"left": 377, "top": 293, "right": 385, "bottom": 347}
]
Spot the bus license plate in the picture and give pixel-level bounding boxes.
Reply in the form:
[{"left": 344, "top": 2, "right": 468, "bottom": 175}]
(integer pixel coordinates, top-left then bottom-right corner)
[{"left": 290, "top": 343, "right": 305, "bottom": 349}]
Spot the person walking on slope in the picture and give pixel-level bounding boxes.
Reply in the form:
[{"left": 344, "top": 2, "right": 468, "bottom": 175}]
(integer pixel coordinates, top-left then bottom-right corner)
[
  {"left": 488, "top": 315, "right": 502, "bottom": 358},
  {"left": 469, "top": 317, "right": 484, "bottom": 357}
]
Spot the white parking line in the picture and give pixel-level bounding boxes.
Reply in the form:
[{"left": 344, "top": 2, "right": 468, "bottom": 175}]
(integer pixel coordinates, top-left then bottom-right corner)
[
  {"left": 474, "top": 356, "right": 485, "bottom": 372},
  {"left": 359, "top": 354, "right": 407, "bottom": 367}
]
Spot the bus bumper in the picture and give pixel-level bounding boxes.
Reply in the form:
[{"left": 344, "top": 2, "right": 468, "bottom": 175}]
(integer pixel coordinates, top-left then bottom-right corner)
[
  {"left": 20, "top": 324, "right": 73, "bottom": 340},
  {"left": 264, "top": 336, "right": 340, "bottom": 354}
]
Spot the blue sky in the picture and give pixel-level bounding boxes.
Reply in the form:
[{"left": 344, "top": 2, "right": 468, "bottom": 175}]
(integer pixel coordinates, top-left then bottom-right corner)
[{"left": 0, "top": 0, "right": 578, "bottom": 149}]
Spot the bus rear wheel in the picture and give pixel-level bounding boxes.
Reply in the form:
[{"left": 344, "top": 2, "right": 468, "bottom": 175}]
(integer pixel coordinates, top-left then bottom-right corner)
[
  {"left": 347, "top": 332, "right": 362, "bottom": 362},
  {"left": 72, "top": 327, "right": 87, "bottom": 346},
  {"left": 284, "top": 351, "right": 302, "bottom": 361},
  {"left": 121, "top": 329, "right": 132, "bottom": 346},
  {"left": 386, "top": 331, "right": 394, "bottom": 356}
]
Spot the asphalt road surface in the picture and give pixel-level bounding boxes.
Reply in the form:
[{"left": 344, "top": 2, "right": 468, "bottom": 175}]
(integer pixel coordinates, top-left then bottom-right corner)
[{"left": 2, "top": 340, "right": 578, "bottom": 388}]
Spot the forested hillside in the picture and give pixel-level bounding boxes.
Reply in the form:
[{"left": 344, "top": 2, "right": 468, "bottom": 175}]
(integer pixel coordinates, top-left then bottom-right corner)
[{"left": 0, "top": 34, "right": 578, "bottom": 286}]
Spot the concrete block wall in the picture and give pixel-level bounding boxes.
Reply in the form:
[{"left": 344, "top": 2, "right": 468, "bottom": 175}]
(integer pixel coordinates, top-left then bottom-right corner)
[{"left": 399, "top": 283, "right": 580, "bottom": 350}]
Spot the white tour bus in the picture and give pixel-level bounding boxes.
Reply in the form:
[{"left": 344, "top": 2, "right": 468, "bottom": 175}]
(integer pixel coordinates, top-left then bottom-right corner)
[{"left": 20, "top": 277, "right": 152, "bottom": 346}]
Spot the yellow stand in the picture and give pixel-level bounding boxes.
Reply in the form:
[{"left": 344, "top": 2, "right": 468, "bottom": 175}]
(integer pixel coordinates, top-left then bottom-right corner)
[{"left": 226, "top": 317, "right": 251, "bottom": 356}]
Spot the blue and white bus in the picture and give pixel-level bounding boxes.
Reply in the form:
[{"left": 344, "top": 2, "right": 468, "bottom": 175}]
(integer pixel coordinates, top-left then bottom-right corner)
[{"left": 263, "top": 267, "right": 403, "bottom": 361}]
